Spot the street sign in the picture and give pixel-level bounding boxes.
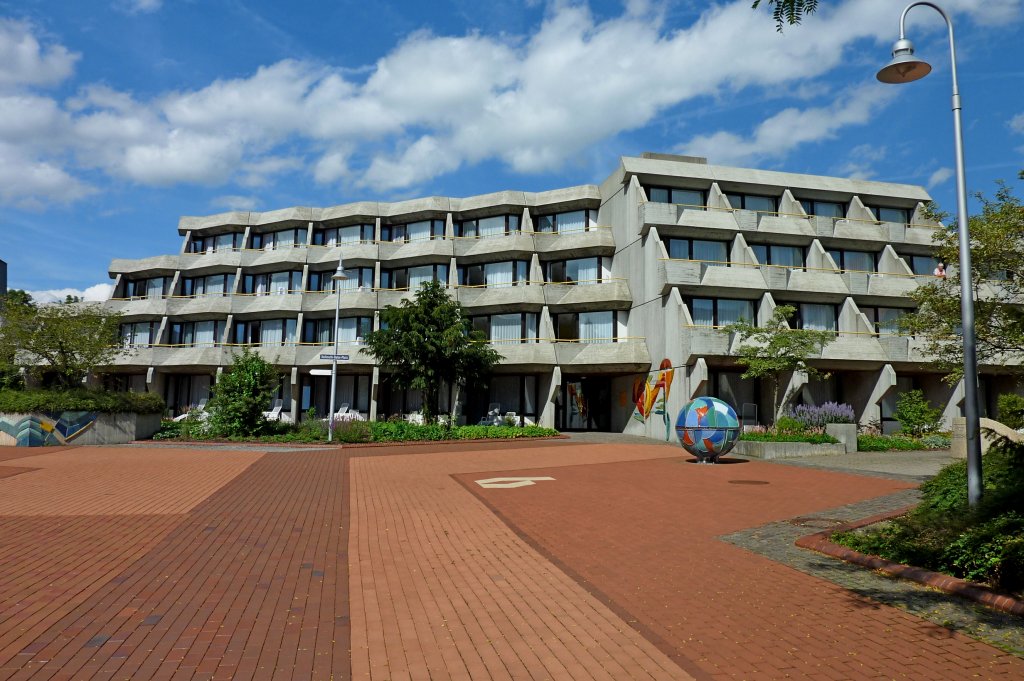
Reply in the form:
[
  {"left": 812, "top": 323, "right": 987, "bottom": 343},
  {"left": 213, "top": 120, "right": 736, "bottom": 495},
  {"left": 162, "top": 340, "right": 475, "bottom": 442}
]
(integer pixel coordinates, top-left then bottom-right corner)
[{"left": 319, "top": 353, "right": 350, "bottom": 361}]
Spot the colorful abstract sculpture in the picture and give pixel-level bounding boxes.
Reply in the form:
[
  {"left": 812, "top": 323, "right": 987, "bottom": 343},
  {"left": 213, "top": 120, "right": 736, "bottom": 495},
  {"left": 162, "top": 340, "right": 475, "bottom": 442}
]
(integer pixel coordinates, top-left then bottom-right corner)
[{"left": 675, "top": 397, "right": 741, "bottom": 463}]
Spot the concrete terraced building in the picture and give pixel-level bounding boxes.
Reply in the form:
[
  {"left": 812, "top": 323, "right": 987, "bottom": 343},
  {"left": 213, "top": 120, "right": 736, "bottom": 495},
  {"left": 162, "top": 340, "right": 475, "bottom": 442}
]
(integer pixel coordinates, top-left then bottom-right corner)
[{"left": 101, "top": 153, "right": 1019, "bottom": 436}]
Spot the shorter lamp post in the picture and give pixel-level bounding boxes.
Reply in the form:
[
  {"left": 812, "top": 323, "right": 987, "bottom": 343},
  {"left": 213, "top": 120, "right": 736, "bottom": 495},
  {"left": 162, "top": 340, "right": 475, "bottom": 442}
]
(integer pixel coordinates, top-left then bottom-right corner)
[
  {"left": 327, "top": 261, "right": 348, "bottom": 443},
  {"left": 877, "top": 1, "right": 982, "bottom": 505}
]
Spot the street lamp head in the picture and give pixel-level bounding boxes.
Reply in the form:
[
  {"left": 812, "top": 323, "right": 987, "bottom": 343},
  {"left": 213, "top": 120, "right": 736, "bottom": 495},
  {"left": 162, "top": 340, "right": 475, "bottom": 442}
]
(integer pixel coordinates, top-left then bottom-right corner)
[
  {"left": 332, "top": 260, "right": 348, "bottom": 281},
  {"left": 877, "top": 38, "right": 932, "bottom": 84}
]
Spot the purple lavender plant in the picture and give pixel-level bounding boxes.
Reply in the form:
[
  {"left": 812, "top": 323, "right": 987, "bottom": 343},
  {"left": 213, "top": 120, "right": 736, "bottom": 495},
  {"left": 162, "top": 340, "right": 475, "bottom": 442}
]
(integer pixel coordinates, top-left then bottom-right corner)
[{"left": 788, "top": 402, "right": 856, "bottom": 429}]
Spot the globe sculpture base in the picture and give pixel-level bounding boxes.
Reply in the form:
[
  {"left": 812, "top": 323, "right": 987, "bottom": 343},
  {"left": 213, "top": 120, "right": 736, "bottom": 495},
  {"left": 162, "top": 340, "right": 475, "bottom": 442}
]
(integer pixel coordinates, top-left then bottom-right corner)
[{"left": 675, "top": 397, "right": 741, "bottom": 464}]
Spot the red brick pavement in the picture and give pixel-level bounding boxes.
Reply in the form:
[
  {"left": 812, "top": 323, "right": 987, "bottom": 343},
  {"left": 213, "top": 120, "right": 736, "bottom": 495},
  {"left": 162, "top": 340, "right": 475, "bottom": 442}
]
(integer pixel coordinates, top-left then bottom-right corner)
[{"left": 460, "top": 456, "right": 1024, "bottom": 680}]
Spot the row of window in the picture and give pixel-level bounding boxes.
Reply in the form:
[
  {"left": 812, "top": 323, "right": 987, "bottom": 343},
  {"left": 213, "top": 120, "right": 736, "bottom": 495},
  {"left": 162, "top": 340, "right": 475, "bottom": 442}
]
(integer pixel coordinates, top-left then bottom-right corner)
[
  {"left": 186, "top": 209, "right": 602, "bottom": 254},
  {"left": 119, "top": 310, "right": 625, "bottom": 347},
  {"left": 685, "top": 298, "right": 906, "bottom": 334},
  {"left": 644, "top": 184, "right": 913, "bottom": 224}
]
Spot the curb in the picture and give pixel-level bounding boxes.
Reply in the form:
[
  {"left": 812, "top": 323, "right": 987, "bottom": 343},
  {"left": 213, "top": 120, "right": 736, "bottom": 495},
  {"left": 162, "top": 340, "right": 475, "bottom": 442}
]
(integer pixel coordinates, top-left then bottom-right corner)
[
  {"left": 132, "top": 435, "right": 570, "bottom": 448},
  {"left": 795, "top": 506, "right": 1024, "bottom": 617}
]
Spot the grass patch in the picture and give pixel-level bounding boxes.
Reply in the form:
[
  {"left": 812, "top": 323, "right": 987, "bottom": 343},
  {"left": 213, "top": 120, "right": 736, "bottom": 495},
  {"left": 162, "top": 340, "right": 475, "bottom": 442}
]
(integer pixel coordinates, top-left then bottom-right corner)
[{"left": 833, "top": 443, "right": 1024, "bottom": 596}]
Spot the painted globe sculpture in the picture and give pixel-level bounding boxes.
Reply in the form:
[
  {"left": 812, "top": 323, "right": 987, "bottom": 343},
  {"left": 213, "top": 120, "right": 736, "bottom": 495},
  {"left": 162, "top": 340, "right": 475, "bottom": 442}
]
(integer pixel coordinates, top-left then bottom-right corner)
[{"left": 675, "top": 397, "right": 741, "bottom": 463}]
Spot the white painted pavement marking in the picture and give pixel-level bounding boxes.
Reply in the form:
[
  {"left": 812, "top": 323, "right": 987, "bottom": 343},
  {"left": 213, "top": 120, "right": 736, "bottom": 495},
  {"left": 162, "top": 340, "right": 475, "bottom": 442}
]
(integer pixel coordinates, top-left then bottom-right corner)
[{"left": 475, "top": 476, "right": 556, "bottom": 489}]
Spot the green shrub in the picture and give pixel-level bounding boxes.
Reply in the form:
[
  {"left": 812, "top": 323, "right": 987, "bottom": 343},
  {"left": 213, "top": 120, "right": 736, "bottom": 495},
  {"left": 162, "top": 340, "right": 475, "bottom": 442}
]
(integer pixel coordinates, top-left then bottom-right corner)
[
  {"left": 334, "top": 419, "right": 371, "bottom": 443},
  {"left": 0, "top": 388, "right": 165, "bottom": 414},
  {"left": 918, "top": 433, "right": 952, "bottom": 450},
  {"left": 739, "top": 431, "right": 839, "bottom": 444},
  {"left": 856, "top": 434, "right": 921, "bottom": 451},
  {"left": 894, "top": 389, "right": 943, "bottom": 436},
  {"left": 997, "top": 392, "right": 1024, "bottom": 430},
  {"left": 206, "top": 349, "right": 279, "bottom": 437},
  {"left": 775, "top": 415, "right": 805, "bottom": 434}
]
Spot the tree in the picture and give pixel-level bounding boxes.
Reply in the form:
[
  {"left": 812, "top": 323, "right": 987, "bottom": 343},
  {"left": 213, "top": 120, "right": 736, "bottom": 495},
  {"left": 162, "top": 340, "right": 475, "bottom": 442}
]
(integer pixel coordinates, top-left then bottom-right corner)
[
  {"left": 902, "top": 178, "right": 1024, "bottom": 382},
  {"left": 751, "top": 0, "right": 820, "bottom": 31},
  {"left": 207, "top": 348, "right": 279, "bottom": 436},
  {"left": 0, "top": 291, "right": 34, "bottom": 389},
  {"left": 363, "top": 280, "right": 502, "bottom": 423},
  {"left": 0, "top": 298, "right": 126, "bottom": 388},
  {"left": 725, "top": 304, "right": 836, "bottom": 421}
]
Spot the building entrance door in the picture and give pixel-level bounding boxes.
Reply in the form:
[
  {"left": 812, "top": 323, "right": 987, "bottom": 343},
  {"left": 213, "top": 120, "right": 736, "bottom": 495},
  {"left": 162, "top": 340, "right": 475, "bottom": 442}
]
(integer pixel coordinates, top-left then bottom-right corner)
[{"left": 561, "top": 376, "right": 611, "bottom": 431}]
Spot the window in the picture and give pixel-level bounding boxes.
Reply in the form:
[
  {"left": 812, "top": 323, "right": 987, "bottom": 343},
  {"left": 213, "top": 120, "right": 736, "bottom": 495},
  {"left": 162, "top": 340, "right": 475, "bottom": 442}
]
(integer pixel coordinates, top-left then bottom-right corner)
[
  {"left": 547, "top": 257, "right": 605, "bottom": 285},
  {"left": 123, "top": 277, "right": 167, "bottom": 299},
  {"left": 534, "top": 209, "right": 597, "bottom": 234},
  {"left": 485, "top": 375, "right": 539, "bottom": 425},
  {"left": 554, "top": 311, "right": 617, "bottom": 343},
  {"left": 663, "top": 238, "right": 729, "bottom": 264},
  {"left": 643, "top": 185, "right": 706, "bottom": 207},
  {"left": 308, "top": 267, "right": 373, "bottom": 292},
  {"left": 798, "top": 303, "right": 838, "bottom": 332},
  {"left": 380, "top": 264, "right": 449, "bottom": 290},
  {"left": 908, "top": 255, "right": 940, "bottom": 276},
  {"left": 312, "top": 224, "right": 374, "bottom": 245},
  {"left": 187, "top": 232, "right": 243, "bottom": 253},
  {"left": 457, "top": 260, "right": 529, "bottom": 287},
  {"left": 458, "top": 214, "right": 521, "bottom": 238},
  {"left": 828, "top": 249, "right": 877, "bottom": 273},
  {"left": 250, "top": 228, "right": 308, "bottom": 250},
  {"left": 242, "top": 270, "right": 302, "bottom": 295},
  {"left": 750, "top": 244, "right": 804, "bottom": 269},
  {"left": 233, "top": 318, "right": 297, "bottom": 346},
  {"left": 180, "top": 273, "right": 234, "bottom": 297},
  {"left": 381, "top": 219, "right": 444, "bottom": 243},
  {"left": 688, "top": 298, "right": 755, "bottom": 327},
  {"left": 725, "top": 193, "right": 777, "bottom": 213},
  {"left": 302, "top": 316, "right": 372, "bottom": 344},
  {"left": 120, "top": 321, "right": 159, "bottom": 346},
  {"left": 168, "top": 320, "right": 225, "bottom": 347},
  {"left": 798, "top": 199, "right": 845, "bottom": 218},
  {"left": 861, "top": 307, "right": 905, "bottom": 335},
  {"left": 468, "top": 313, "right": 539, "bottom": 344},
  {"left": 868, "top": 205, "right": 910, "bottom": 225}
]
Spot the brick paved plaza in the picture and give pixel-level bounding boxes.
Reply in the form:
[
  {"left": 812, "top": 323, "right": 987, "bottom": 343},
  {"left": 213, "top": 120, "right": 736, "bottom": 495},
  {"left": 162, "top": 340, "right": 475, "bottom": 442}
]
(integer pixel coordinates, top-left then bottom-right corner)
[{"left": 0, "top": 441, "right": 1021, "bottom": 680}]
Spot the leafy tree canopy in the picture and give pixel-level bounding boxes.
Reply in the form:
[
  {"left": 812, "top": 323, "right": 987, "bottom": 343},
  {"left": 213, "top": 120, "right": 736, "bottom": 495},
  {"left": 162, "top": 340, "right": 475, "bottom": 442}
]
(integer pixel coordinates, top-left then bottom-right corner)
[
  {"left": 363, "top": 280, "right": 502, "bottom": 422},
  {"left": 725, "top": 304, "right": 836, "bottom": 420},
  {"left": 902, "top": 177, "right": 1024, "bottom": 382},
  {"left": 0, "top": 296, "right": 126, "bottom": 389},
  {"left": 752, "top": 0, "right": 820, "bottom": 31},
  {"left": 207, "top": 348, "right": 279, "bottom": 436}
]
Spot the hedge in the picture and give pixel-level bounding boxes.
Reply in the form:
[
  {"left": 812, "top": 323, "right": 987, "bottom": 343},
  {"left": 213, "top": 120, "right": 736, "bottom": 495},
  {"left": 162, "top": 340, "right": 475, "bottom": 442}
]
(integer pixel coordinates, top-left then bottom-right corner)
[
  {"left": 0, "top": 389, "right": 166, "bottom": 415},
  {"left": 739, "top": 431, "right": 839, "bottom": 444}
]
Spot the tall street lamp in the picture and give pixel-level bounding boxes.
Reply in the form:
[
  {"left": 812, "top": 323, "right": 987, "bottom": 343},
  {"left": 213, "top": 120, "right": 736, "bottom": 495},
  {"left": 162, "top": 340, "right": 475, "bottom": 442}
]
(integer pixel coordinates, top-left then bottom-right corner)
[
  {"left": 877, "top": 1, "right": 982, "bottom": 505},
  {"left": 327, "top": 260, "right": 348, "bottom": 443}
]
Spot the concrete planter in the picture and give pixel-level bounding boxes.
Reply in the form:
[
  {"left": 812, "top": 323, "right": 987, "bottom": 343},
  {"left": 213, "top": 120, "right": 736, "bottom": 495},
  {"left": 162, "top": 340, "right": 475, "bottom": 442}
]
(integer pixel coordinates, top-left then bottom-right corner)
[
  {"left": 825, "top": 423, "right": 859, "bottom": 453},
  {"left": 0, "top": 412, "right": 163, "bottom": 447},
  {"left": 734, "top": 440, "right": 846, "bottom": 459}
]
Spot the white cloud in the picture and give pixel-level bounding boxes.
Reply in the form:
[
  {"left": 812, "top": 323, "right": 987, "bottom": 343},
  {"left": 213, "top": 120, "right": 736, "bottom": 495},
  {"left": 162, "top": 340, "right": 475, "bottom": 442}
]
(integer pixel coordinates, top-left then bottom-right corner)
[
  {"left": 119, "top": 0, "right": 163, "bottom": 14},
  {"left": 0, "top": 19, "right": 78, "bottom": 90},
  {"left": 0, "top": 142, "right": 94, "bottom": 209},
  {"left": 210, "top": 194, "right": 260, "bottom": 211},
  {"left": 0, "top": 0, "right": 1021, "bottom": 205},
  {"left": 26, "top": 283, "right": 114, "bottom": 304},
  {"left": 680, "top": 84, "right": 897, "bottom": 166},
  {"left": 927, "top": 167, "right": 954, "bottom": 189},
  {"left": 832, "top": 144, "right": 888, "bottom": 181},
  {"left": 1010, "top": 113, "right": 1024, "bottom": 134}
]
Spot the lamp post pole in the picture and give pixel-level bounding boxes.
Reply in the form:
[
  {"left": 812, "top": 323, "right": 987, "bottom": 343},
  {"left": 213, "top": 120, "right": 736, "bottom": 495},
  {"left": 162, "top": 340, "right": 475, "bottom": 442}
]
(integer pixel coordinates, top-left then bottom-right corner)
[
  {"left": 328, "top": 261, "right": 348, "bottom": 443},
  {"left": 877, "top": 1, "right": 982, "bottom": 505}
]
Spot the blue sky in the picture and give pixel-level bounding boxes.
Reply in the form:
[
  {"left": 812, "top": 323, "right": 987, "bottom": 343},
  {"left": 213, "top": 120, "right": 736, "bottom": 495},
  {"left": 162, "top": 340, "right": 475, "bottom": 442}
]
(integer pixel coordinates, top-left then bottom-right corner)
[{"left": 1, "top": 0, "right": 1022, "bottom": 300}]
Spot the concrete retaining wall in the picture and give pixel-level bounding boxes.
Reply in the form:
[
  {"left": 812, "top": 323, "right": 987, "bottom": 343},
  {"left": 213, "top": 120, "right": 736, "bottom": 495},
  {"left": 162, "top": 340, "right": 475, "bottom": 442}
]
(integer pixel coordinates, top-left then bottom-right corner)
[
  {"left": 0, "top": 412, "right": 162, "bottom": 446},
  {"left": 825, "top": 423, "right": 858, "bottom": 453},
  {"left": 734, "top": 440, "right": 846, "bottom": 459}
]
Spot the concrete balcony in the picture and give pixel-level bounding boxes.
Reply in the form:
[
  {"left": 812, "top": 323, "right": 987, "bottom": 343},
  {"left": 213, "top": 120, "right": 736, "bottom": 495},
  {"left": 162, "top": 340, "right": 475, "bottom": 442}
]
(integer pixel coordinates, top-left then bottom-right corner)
[
  {"left": 863, "top": 273, "right": 921, "bottom": 299},
  {"left": 680, "top": 326, "right": 734, "bottom": 362},
  {"left": 543, "top": 280, "right": 631, "bottom": 311},
  {"left": 640, "top": 203, "right": 738, "bottom": 236},
  {"left": 903, "top": 223, "right": 940, "bottom": 246},
  {"left": 660, "top": 260, "right": 766, "bottom": 296},
  {"left": 108, "top": 346, "right": 156, "bottom": 369},
  {"left": 165, "top": 295, "right": 232, "bottom": 318},
  {"left": 151, "top": 345, "right": 229, "bottom": 368},
  {"left": 750, "top": 213, "right": 815, "bottom": 238},
  {"left": 106, "top": 297, "right": 167, "bottom": 318},
  {"left": 231, "top": 293, "right": 302, "bottom": 316},
  {"left": 377, "top": 289, "right": 418, "bottom": 309},
  {"left": 301, "top": 289, "right": 378, "bottom": 314},
  {"left": 249, "top": 344, "right": 298, "bottom": 367},
  {"left": 489, "top": 342, "right": 557, "bottom": 369},
  {"left": 785, "top": 269, "right": 849, "bottom": 298},
  {"left": 554, "top": 340, "right": 651, "bottom": 373},
  {"left": 295, "top": 344, "right": 376, "bottom": 367},
  {"left": 453, "top": 233, "right": 537, "bottom": 261},
  {"left": 306, "top": 242, "right": 378, "bottom": 266},
  {"left": 532, "top": 228, "right": 615, "bottom": 259},
  {"left": 877, "top": 335, "right": 935, "bottom": 364},
  {"left": 456, "top": 284, "right": 545, "bottom": 313},
  {"left": 110, "top": 254, "right": 180, "bottom": 276},
  {"left": 177, "top": 251, "right": 241, "bottom": 274},
  {"left": 239, "top": 246, "right": 308, "bottom": 270},
  {"left": 377, "top": 238, "right": 454, "bottom": 265},
  {"left": 832, "top": 219, "right": 888, "bottom": 244},
  {"left": 819, "top": 334, "right": 889, "bottom": 364}
]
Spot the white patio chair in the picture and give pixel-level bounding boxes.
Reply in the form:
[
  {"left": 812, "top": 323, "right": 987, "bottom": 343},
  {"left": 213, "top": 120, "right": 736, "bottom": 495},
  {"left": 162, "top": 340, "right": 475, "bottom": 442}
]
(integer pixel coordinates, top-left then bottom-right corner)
[
  {"left": 262, "top": 398, "right": 284, "bottom": 421},
  {"left": 173, "top": 398, "right": 208, "bottom": 422}
]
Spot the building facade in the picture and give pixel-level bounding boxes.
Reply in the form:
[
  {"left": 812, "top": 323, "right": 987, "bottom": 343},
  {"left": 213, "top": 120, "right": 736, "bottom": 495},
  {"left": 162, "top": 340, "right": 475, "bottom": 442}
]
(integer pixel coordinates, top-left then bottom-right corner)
[{"left": 100, "top": 153, "right": 1020, "bottom": 437}]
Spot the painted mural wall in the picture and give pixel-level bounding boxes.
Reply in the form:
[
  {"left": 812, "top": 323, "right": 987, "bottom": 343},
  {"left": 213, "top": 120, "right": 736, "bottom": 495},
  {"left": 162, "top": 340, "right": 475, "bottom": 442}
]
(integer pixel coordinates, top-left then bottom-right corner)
[
  {"left": 632, "top": 359, "right": 675, "bottom": 441},
  {"left": 0, "top": 412, "right": 99, "bottom": 447}
]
